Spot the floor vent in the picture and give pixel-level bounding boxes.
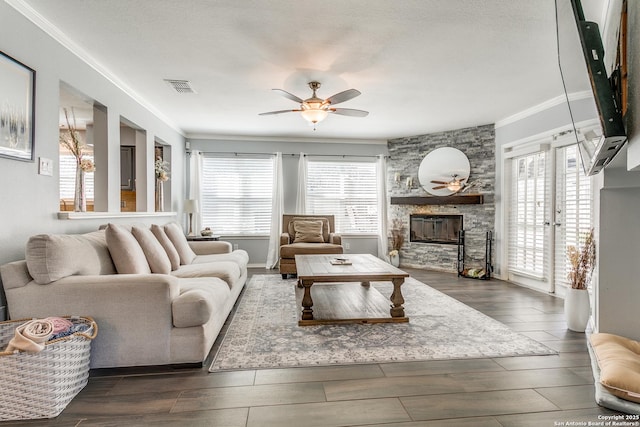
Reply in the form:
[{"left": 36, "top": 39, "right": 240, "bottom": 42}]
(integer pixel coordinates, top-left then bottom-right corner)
[{"left": 164, "top": 79, "right": 196, "bottom": 94}]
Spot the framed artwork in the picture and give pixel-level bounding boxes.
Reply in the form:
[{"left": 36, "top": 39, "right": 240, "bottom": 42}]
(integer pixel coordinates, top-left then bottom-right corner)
[{"left": 0, "top": 51, "right": 35, "bottom": 161}]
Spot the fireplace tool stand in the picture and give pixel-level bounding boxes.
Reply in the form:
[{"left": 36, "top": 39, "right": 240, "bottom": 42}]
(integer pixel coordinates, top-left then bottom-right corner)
[{"left": 457, "top": 230, "right": 493, "bottom": 280}]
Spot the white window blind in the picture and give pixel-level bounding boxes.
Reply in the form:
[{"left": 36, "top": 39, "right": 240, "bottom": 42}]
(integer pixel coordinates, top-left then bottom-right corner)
[
  {"left": 306, "top": 160, "right": 378, "bottom": 234},
  {"left": 508, "top": 151, "right": 548, "bottom": 278},
  {"left": 59, "top": 154, "right": 94, "bottom": 200},
  {"left": 201, "top": 155, "right": 274, "bottom": 235},
  {"left": 554, "top": 145, "right": 593, "bottom": 287}
]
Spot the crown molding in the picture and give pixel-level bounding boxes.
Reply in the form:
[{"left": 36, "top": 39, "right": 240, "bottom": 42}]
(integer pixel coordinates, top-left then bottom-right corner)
[
  {"left": 185, "top": 133, "right": 388, "bottom": 145},
  {"left": 495, "top": 91, "right": 593, "bottom": 129},
  {"left": 6, "top": 0, "right": 185, "bottom": 137}
]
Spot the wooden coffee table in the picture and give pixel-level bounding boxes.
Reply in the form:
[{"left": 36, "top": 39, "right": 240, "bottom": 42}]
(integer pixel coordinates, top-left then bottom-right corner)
[{"left": 294, "top": 254, "right": 410, "bottom": 326}]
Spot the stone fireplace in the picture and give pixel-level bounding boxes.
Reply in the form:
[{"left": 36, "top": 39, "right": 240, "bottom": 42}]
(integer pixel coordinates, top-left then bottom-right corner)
[{"left": 387, "top": 124, "right": 495, "bottom": 273}]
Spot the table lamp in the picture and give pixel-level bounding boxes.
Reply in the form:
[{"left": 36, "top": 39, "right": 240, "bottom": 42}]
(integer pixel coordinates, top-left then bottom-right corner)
[{"left": 183, "top": 199, "right": 199, "bottom": 236}]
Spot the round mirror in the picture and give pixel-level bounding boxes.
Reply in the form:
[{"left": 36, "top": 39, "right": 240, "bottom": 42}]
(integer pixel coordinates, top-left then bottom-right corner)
[{"left": 418, "top": 147, "right": 470, "bottom": 196}]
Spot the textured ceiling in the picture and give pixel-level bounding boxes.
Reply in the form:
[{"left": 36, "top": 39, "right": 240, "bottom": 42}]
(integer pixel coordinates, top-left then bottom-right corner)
[{"left": 13, "top": 0, "right": 606, "bottom": 141}]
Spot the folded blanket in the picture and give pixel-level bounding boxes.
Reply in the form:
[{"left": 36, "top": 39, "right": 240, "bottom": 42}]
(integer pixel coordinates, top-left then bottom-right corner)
[
  {"left": 49, "top": 323, "right": 91, "bottom": 340},
  {"left": 5, "top": 319, "right": 54, "bottom": 353},
  {"left": 45, "top": 317, "right": 73, "bottom": 334}
]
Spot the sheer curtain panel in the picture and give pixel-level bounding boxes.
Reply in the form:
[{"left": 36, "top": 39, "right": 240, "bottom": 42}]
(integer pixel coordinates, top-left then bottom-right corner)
[
  {"left": 376, "top": 155, "right": 389, "bottom": 260},
  {"left": 188, "top": 150, "right": 204, "bottom": 234},
  {"left": 296, "top": 153, "right": 307, "bottom": 214},
  {"left": 266, "top": 153, "right": 284, "bottom": 269}
]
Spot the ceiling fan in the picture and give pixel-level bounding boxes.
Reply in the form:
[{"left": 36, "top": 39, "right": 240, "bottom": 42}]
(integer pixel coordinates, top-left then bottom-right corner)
[
  {"left": 259, "top": 81, "right": 369, "bottom": 129},
  {"left": 430, "top": 174, "right": 468, "bottom": 193}
]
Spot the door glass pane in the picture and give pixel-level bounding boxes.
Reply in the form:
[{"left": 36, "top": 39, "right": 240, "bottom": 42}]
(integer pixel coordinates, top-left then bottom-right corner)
[
  {"left": 508, "top": 151, "right": 547, "bottom": 277},
  {"left": 554, "top": 145, "right": 593, "bottom": 287}
]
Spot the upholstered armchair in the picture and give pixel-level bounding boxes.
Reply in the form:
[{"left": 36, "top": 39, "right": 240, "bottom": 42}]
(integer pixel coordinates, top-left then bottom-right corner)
[{"left": 279, "top": 214, "right": 343, "bottom": 278}]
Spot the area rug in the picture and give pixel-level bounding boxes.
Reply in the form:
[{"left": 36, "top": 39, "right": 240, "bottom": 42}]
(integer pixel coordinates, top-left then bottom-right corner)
[{"left": 209, "top": 274, "right": 556, "bottom": 371}]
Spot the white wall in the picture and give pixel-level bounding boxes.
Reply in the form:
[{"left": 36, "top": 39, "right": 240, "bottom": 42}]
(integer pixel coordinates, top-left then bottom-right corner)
[
  {"left": 0, "top": 4, "right": 185, "bottom": 264},
  {"left": 595, "top": 156, "right": 640, "bottom": 338}
]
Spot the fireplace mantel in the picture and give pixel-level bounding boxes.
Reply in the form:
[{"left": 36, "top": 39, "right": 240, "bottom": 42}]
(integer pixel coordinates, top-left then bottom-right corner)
[{"left": 390, "top": 194, "right": 484, "bottom": 205}]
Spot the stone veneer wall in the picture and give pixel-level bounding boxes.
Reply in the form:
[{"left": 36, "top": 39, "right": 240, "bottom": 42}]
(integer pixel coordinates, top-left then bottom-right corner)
[{"left": 387, "top": 124, "right": 496, "bottom": 273}]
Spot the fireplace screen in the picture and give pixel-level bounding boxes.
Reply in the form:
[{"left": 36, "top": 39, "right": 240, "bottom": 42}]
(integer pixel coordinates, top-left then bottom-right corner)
[{"left": 410, "top": 214, "right": 463, "bottom": 245}]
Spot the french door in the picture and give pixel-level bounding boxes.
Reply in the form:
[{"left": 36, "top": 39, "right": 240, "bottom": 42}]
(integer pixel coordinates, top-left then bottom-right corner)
[{"left": 507, "top": 142, "right": 592, "bottom": 293}]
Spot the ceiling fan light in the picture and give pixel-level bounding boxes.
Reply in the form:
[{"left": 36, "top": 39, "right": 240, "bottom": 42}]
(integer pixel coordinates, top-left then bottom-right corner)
[
  {"left": 300, "top": 108, "right": 328, "bottom": 124},
  {"left": 446, "top": 181, "right": 463, "bottom": 192}
]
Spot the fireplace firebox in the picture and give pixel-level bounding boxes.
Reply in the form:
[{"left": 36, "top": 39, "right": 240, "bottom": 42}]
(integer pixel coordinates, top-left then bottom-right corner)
[{"left": 410, "top": 214, "right": 463, "bottom": 245}]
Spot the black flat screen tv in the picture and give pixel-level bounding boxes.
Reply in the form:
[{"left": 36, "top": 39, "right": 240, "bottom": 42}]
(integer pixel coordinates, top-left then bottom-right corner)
[{"left": 557, "top": 0, "right": 627, "bottom": 175}]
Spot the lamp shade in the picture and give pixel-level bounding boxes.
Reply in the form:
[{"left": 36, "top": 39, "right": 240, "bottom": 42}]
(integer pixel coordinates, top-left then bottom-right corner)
[
  {"left": 300, "top": 108, "right": 328, "bottom": 124},
  {"left": 184, "top": 199, "right": 199, "bottom": 214}
]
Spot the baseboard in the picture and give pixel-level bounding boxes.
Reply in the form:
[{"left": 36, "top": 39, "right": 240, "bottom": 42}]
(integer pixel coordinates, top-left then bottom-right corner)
[{"left": 248, "top": 263, "right": 268, "bottom": 268}]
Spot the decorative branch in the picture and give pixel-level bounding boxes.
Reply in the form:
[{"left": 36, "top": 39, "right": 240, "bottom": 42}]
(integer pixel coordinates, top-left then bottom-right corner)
[
  {"left": 59, "top": 107, "right": 95, "bottom": 171},
  {"left": 567, "top": 228, "right": 596, "bottom": 290},
  {"left": 389, "top": 218, "right": 406, "bottom": 252}
]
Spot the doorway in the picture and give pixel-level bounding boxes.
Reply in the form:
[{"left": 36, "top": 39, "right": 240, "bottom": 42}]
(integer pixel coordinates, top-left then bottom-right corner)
[{"left": 505, "top": 138, "right": 593, "bottom": 294}]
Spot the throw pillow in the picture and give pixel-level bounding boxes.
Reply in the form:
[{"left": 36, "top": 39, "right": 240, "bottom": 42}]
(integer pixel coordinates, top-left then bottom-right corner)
[
  {"left": 292, "top": 220, "right": 325, "bottom": 243},
  {"left": 26, "top": 230, "right": 117, "bottom": 284},
  {"left": 105, "top": 223, "right": 152, "bottom": 274},
  {"left": 591, "top": 333, "right": 640, "bottom": 403},
  {"left": 164, "top": 222, "right": 197, "bottom": 265},
  {"left": 131, "top": 226, "right": 172, "bottom": 274},
  {"left": 288, "top": 216, "right": 330, "bottom": 242},
  {"left": 150, "top": 224, "right": 181, "bottom": 270}
]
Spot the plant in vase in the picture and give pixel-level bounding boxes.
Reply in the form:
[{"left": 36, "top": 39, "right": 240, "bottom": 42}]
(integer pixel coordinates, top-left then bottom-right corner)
[
  {"left": 565, "top": 228, "right": 596, "bottom": 332},
  {"left": 389, "top": 218, "right": 406, "bottom": 267},
  {"left": 154, "top": 157, "right": 170, "bottom": 211},
  {"left": 59, "top": 108, "right": 95, "bottom": 212}
]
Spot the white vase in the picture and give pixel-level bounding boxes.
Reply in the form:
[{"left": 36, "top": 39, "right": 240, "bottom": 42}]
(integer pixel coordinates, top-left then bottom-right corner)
[
  {"left": 564, "top": 287, "right": 590, "bottom": 332},
  {"left": 390, "top": 253, "right": 400, "bottom": 267}
]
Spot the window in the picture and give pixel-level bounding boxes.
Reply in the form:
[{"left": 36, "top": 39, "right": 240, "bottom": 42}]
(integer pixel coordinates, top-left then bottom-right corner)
[
  {"left": 508, "top": 151, "right": 548, "bottom": 278},
  {"left": 306, "top": 160, "right": 378, "bottom": 234},
  {"left": 201, "top": 155, "right": 274, "bottom": 235}
]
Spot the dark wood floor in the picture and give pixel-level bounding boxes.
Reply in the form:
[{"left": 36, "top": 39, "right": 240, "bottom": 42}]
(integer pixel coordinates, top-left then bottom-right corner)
[{"left": 3, "top": 268, "right": 624, "bottom": 426}]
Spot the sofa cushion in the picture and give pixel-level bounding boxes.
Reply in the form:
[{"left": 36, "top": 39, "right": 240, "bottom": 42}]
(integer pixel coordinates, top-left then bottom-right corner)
[
  {"left": 105, "top": 224, "right": 151, "bottom": 274},
  {"left": 150, "top": 224, "right": 181, "bottom": 271},
  {"left": 280, "top": 242, "right": 344, "bottom": 259},
  {"left": 164, "top": 222, "right": 197, "bottom": 265},
  {"left": 590, "top": 333, "right": 640, "bottom": 403},
  {"left": 172, "top": 278, "right": 230, "bottom": 328},
  {"left": 26, "top": 230, "right": 117, "bottom": 284},
  {"left": 292, "top": 220, "right": 325, "bottom": 243},
  {"left": 288, "top": 217, "right": 330, "bottom": 242},
  {"left": 192, "top": 249, "right": 250, "bottom": 271},
  {"left": 171, "top": 261, "right": 241, "bottom": 289},
  {"left": 132, "top": 226, "right": 171, "bottom": 274}
]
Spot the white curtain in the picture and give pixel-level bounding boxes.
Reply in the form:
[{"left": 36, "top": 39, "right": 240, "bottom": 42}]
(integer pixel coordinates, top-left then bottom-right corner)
[
  {"left": 296, "top": 152, "right": 307, "bottom": 214},
  {"left": 188, "top": 150, "right": 204, "bottom": 234},
  {"left": 376, "top": 154, "right": 389, "bottom": 260},
  {"left": 266, "top": 152, "right": 284, "bottom": 269}
]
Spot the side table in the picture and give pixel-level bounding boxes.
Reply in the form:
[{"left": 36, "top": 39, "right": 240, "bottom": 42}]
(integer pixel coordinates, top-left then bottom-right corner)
[{"left": 186, "top": 235, "right": 220, "bottom": 241}]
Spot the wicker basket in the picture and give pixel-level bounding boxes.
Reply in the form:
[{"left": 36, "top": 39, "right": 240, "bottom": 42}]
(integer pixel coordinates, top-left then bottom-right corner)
[{"left": 0, "top": 316, "right": 98, "bottom": 421}]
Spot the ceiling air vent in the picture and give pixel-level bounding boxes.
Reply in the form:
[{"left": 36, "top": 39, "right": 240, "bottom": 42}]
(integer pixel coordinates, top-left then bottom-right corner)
[{"left": 164, "top": 79, "right": 196, "bottom": 94}]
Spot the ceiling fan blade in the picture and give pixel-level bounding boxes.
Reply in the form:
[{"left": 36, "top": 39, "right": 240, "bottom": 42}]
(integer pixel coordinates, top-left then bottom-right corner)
[
  {"left": 330, "top": 108, "right": 369, "bottom": 117},
  {"left": 430, "top": 180, "right": 448, "bottom": 184},
  {"left": 325, "top": 89, "right": 361, "bottom": 105},
  {"left": 432, "top": 185, "right": 447, "bottom": 190},
  {"left": 272, "top": 89, "right": 304, "bottom": 104},
  {"left": 258, "top": 109, "right": 300, "bottom": 116}
]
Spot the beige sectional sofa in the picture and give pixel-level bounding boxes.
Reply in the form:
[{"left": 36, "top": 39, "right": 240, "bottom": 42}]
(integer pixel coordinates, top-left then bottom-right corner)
[{"left": 0, "top": 222, "right": 248, "bottom": 369}]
